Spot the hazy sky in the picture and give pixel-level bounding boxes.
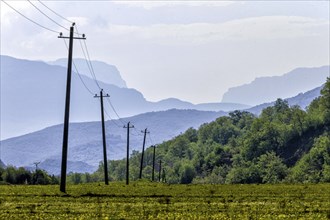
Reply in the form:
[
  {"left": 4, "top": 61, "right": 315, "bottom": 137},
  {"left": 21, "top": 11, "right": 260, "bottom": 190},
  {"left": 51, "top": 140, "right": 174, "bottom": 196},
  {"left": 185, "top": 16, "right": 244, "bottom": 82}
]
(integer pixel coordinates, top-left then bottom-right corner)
[{"left": 1, "top": 1, "right": 329, "bottom": 104}]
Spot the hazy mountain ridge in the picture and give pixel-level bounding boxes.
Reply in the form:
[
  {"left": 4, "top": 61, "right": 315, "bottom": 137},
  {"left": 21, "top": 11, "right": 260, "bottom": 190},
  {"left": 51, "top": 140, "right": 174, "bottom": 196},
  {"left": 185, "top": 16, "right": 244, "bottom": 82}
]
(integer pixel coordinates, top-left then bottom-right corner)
[
  {"left": 0, "top": 55, "right": 148, "bottom": 139},
  {"left": 222, "top": 66, "right": 329, "bottom": 106},
  {"left": 247, "top": 85, "right": 323, "bottom": 115},
  {"left": 0, "top": 160, "right": 6, "bottom": 168},
  {"left": 1, "top": 109, "right": 226, "bottom": 174},
  {"left": 49, "top": 58, "right": 127, "bottom": 88},
  {"left": 0, "top": 55, "right": 247, "bottom": 140}
]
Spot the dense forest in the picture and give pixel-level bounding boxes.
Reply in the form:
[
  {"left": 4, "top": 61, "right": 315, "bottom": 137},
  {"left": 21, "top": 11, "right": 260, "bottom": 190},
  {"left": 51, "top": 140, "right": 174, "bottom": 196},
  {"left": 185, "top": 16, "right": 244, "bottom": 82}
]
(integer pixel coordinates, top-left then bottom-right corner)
[
  {"left": 99, "top": 77, "right": 330, "bottom": 184},
  {"left": 1, "top": 78, "right": 329, "bottom": 185}
]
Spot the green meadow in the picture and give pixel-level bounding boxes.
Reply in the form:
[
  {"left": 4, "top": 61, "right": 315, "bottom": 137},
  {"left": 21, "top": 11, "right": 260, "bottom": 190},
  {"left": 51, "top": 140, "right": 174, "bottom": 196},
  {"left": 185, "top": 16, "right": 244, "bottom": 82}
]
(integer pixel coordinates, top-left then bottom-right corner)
[{"left": 1, "top": 182, "right": 329, "bottom": 219}]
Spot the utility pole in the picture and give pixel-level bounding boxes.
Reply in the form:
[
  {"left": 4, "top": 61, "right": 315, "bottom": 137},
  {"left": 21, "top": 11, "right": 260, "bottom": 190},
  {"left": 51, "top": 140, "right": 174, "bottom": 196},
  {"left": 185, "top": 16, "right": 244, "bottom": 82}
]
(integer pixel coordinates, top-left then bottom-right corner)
[
  {"left": 124, "top": 122, "right": 134, "bottom": 185},
  {"left": 33, "top": 162, "right": 40, "bottom": 172},
  {"left": 139, "top": 128, "right": 149, "bottom": 179},
  {"left": 58, "top": 24, "right": 86, "bottom": 193},
  {"left": 158, "top": 160, "right": 162, "bottom": 182},
  {"left": 94, "top": 89, "right": 110, "bottom": 185},
  {"left": 152, "top": 145, "right": 156, "bottom": 181}
]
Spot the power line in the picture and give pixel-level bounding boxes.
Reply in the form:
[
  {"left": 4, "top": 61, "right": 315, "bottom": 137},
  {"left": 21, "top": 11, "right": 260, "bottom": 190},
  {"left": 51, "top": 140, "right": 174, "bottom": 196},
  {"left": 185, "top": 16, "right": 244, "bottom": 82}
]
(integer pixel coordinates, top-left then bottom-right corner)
[
  {"left": 2, "top": 0, "right": 60, "bottom": 34},
  {"left": 105, "top": 97, "right": 127, "bottom": 125},
  {"left": 83, "top": 40, "right": 102, "bottom": 90},
  {"left": 104, "top": 108, "right": 122, "bottom": 128},
  {"left": 63, "top": 39, "right": 95, "bottom": 95},
  {"left": 37, "top": 0, "right": 73, "bottom": 24},
  {"left": 75, "top": 26, "right": 101, "bottom": 90},
  {"left": 148, "top": 132, "right": 155, "bottom": 146},
  {"left": 27, "top": 0, "right": 70, "bottom": 32}
]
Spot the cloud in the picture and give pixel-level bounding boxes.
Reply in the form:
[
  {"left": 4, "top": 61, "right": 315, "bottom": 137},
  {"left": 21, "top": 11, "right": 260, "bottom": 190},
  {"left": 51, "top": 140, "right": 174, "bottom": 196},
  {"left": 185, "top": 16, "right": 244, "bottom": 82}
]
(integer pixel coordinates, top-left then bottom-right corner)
[
  {"left": 103, "top": 16, "right": 329, "bottom": 45},
  {"left": 112, "top": 1, "right": 235, "bottom": 9}
]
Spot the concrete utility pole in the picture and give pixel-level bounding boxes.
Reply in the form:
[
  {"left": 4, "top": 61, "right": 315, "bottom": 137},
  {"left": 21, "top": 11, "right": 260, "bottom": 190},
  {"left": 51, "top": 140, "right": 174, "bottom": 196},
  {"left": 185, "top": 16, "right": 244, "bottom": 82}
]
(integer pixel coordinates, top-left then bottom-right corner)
[
  {"left": 139, "top": 128, "right": 149, "bottom": 179},
  {"left": 124, "top": 122, "right": 134, "bottom": 185},
  {"left": 94, "top": 89, "right": 110, "bottom": 185},
  {"left": 152, "top": 145, "right": 156, "bottom": 181},
  {"left": 58, "top": 24, "right": 86, "bottom": 193}
]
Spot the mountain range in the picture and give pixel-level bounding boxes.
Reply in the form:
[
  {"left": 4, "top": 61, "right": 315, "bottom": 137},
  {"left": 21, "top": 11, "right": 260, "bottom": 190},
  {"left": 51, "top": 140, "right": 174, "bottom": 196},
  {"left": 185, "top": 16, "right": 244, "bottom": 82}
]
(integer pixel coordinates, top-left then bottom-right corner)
[
  {"left": 1, "top": 81, "right": 324, "bottom": 174},
  {"left": 1, "top": 55, "right": 328, "bottom": 174},
  {"left": 0, "top": 55, "right": 248, "bottom": 140},
  {"left": 222, "top": 66, "right": 329, "bottom": 106}
]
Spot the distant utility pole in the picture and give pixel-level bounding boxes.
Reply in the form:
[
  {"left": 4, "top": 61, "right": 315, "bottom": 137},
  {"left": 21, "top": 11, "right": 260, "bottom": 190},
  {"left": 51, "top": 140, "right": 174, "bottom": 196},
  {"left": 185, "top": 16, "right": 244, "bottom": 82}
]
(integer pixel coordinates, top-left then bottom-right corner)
[
  {"left": 151, "top": 145, "right": 156, "bottom": 181},
  {"left": 94, "top": 89, "right": 110, "bottom": 185},
  {"left": 58, "top": 23, "right": 86, "bottom": 193},
  {"left": 124, "top": 122, "right": 134, "bottom": 185},
  {"left": 33, "top": 162, "right": 41, "bottom": 172},
  {"left": 139, "top": 128, "right": 149, "bottom": 179},
  {"left": 158, "top": 160, "right": 162, "bottom": 182}
]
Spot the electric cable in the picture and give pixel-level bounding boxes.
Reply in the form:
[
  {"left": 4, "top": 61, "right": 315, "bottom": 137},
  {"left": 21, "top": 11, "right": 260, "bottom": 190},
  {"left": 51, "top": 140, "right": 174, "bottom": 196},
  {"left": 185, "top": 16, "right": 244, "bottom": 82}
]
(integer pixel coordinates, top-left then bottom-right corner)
[
  {"left": 2, "top": 0, "right": 60, "bottom": 34},
  {"left": 62, "top": 39, "right": 95, "bottom": 95},
  {"left": 27, "top": 0, "right": 70, "bottom": 32},
  {"left": 37, "top": 0, "right": 73, "bottom": 24}
]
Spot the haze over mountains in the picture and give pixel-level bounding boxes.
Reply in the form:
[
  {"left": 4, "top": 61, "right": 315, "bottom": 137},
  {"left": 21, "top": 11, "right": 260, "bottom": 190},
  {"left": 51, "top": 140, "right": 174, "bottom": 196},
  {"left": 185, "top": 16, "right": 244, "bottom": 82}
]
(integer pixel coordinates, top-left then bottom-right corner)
[
  {"left": 222, "top": 66, "right": 329, "bottom": 106},
  {"left": 247, "top": 85, "right": 324, "bottom": 115},
  {"left": 0, "top": 55, "right": 248, "bottom": 140}
]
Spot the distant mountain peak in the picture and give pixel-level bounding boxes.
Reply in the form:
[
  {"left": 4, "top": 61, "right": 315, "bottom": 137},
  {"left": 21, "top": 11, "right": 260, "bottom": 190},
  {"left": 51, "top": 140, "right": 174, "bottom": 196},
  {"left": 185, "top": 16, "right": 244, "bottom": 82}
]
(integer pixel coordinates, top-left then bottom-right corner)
[
  {"left": 49, "top": 58, "right": 127, "bottom": 88},
  {"left": 222, "top": 66, "right": 329, "bottom": 106}
]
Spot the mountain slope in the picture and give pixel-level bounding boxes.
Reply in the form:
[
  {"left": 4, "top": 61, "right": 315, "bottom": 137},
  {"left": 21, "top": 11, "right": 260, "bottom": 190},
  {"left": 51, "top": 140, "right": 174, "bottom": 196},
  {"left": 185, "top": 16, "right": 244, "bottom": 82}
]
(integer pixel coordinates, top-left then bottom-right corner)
[
  {"left": 0, "top": 55, "right": 148, "bottom": 140},
  {"left": 222, "top": 66, "right": 329, "bottom": 106},
  {"left": 0, "top": 160, "right": 6, "bottom": 168},
  {"left": 1, "top": 109, "right": 225, "bottom": 174},
  {"left": 246, "top": 85, "right": 323, "bottom": 115}
]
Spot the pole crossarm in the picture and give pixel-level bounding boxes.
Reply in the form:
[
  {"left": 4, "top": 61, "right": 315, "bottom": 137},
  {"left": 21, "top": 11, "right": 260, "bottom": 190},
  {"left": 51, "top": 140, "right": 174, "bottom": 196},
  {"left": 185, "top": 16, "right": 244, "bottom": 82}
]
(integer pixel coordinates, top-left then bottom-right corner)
[{"left": 58, "top": 36, "right": 86, "bottom": 40}]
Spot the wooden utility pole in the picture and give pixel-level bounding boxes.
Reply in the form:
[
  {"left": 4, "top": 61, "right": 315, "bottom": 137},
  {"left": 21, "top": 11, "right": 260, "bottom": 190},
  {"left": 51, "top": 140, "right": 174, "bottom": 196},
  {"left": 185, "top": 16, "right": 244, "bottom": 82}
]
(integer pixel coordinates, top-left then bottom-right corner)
[
  {"left": 33, "top": 162, "right": 40, "bottom": 172},
  {"left": 58, "top": 24, "right": 86, "bottom": 193},
  {"left": 158, "top": 160, "right": 162, "bottom": 182},
  {"left": 152, "top": 145, "right": 156, "bottom": 181},
  {"left": 94, "top": 89, "right": 110, "bottom": 185},
  {"left": 139, "top": 128, "right": 149, "bottom": 179},
  {"left": 124, "top": 122, "right": 134, "bottom": 185}
]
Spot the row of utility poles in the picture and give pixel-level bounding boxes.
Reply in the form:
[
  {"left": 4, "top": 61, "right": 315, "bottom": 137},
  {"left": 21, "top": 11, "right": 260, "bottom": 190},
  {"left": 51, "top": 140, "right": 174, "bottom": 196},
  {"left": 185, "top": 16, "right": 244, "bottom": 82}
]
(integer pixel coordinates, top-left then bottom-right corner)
[{"left": 59, "top": 24, "right": 163, "bottom": 192}]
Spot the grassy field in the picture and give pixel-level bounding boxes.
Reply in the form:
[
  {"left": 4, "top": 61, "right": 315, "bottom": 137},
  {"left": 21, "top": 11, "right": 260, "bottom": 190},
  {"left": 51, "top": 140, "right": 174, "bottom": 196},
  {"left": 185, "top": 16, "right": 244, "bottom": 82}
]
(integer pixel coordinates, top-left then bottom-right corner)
[{"left": 0, "top": 182, "right": 329, "bottom": 219}]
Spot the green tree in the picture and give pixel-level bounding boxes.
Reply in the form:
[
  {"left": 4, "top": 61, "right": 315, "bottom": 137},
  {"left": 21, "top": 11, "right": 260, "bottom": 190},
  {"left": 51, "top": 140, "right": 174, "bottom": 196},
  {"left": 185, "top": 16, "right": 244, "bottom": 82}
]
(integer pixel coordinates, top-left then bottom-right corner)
[
  {"left": 320, "top": 77, "right": 330, "bottom": 125},
  {"left": 69, "top": 172, "right": 83, "bottom": 184},
  {"left": 2, "top": 166, "right": 17, "bottom": 184},
  {"left": 32, "top": 169, "right": 51, "bottom": 185},
  {"left": 257, "top": 152, "right": 288, "bottom": 183},
  {"left": 288, "top": 135, "right": 330, "bottom": 183},
  {"left": 15, "top": 167, "right": 32, "bottom": 184},
  {"left": 180, "top": 162, "right": 196, "bottom": 184}
]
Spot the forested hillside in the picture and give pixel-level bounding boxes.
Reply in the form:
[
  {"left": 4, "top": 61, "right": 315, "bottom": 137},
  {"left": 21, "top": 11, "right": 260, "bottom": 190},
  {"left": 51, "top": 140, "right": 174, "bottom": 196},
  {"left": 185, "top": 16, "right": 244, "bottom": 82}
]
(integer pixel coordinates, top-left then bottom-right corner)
[{"left": 96, "top": 78, "right": 330, "bottom": 184}]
